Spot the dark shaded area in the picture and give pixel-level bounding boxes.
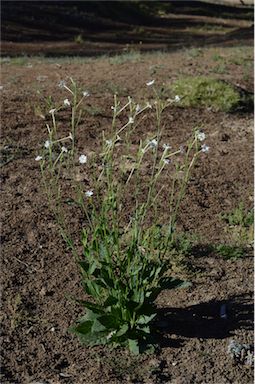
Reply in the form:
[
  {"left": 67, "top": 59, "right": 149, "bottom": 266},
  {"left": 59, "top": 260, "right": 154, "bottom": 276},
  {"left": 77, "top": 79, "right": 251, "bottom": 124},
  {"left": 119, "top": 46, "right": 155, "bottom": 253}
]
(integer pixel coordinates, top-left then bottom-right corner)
[
  {"left": 1, "top": 1, "right": 253, "bottom": 57},
  {"left": 155, "top": 292, "right": 253, "bottom": 347}
]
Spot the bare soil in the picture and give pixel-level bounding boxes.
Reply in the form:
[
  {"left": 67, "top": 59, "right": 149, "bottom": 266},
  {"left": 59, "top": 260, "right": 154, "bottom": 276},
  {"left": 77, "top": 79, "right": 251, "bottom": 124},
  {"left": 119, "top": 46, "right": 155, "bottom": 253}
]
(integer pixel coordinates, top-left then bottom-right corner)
[{"left": 0, "top": 17, "right": 254, "bottom": 384}]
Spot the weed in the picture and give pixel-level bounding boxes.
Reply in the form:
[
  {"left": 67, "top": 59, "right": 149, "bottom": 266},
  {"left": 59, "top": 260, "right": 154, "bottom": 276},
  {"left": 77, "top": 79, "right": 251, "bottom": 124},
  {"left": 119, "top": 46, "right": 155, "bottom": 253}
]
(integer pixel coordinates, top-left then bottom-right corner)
[
  {"left": 171, "top": 232, "right": 198, "bottom": 256},
  {"left": 228, "top": 340, "right": 254, "bottom": 366},
  {"left": 10, "top": 294, "right": 24, "bottom": 329},
  {"left": 37, "top": 78, "right": 208, "bottom": 354},
  {"left": 221, "top": 202, "right": 254, "bottom": 228},
  {"left": 212, "top": 54, "right": 224, "bottom": 62},
  {"left": 8, "top": 56, "right": 29, "bottom": 66},
  {"left": 171, "top": 77, "right": 251, "bottom": 112},
  {"left": 186, "top": 48, "right": 203, "bottom": 58},
  {"left": 216, "top": 203, "right": 254, "bottom": 258},
  {"left": 109, "top": 51, "right": 141, "bottom": 65},
  {"left": 215, "top": 244, "right": 245, "bottom": 260},
  {"left": 212, "top": 63, "right": 227, "bottom": 74}
]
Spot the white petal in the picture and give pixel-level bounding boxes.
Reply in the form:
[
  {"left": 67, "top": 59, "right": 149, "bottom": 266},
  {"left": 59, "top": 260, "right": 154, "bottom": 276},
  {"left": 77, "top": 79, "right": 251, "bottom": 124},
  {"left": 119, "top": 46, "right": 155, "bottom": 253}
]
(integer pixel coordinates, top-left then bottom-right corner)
[
  {"left": 146, "top": 80, "right": 155, "bottom": 86},
  {"left": 64, "top": 98, "right": 70, "bottom": 106},
  {"left": 79, "top": 154, "right": 87, "bottom": 164}
]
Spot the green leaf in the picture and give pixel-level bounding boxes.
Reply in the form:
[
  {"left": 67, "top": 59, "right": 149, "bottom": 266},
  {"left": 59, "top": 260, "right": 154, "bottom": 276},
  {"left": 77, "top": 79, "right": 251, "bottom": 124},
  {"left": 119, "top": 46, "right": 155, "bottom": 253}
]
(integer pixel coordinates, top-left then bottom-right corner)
[
  {"left": 89, "top": 260, "right": 98, "bottom": 275},
  {"left": 116, "top": 323, "right": 129, "bottom": 337},
  {"left": 79, "top": 261, "right": 90, "bottom": 273},
  {"left": 77, "top": 329, "right": 109, "bottom": 346},
  {"left": 98, "top": 314, "right": 120, "bottom": 329},
  {"left": 85, "top": 280, "right": 103, "bottom": 298},
  {"left": 99, "top": 243, "right": 109, "bottom": 260},
  {"left": 73, "top": 320, "right": 93, "bottom": 335},
  {"left": 100, "top": 268, "right": 115, "bottom": 288},
  {"left": 77, "top": 299, "right": 104, "bottom": 314},
  {"left": 137, "top": 313, "right": 156, "bottom": 325},
  {"left": 92, "top": 319, "right": 106, "bottom": 333},
  {"left": 128, "top": 339, "right": 140, "bottom": 355},
  {"left": 143, "top": 326, "right": 150, "bottom": 334},
  {"left": 160, "top": 277, "right": 192, "bottom": 290},
  {"left": 104, "top": 295, "right": 118, "bottom": 307}
]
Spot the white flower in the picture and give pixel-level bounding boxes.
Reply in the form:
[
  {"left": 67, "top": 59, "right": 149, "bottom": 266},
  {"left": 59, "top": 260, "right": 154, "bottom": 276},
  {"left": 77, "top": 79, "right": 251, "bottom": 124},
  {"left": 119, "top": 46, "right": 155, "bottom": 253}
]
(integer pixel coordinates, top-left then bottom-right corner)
[
  {"left": 128, "top": 117, "right": 134, "bottom": 124},
  {"left": 85, "top": 190, "right": 93, "bottom": 197},
  {"left": 58, "top": 80, "right": 66, "bottom": 88},
  {"left": 146, "top": 80, "right": 155, "bottom": 86},
  {"left": 61, "top": 146, "right": 68, "bottom": 153},
  {"left": 163, "top": 143, "right": 171, "bottom": 150},
  {"left": 149, "top": 139, "right": 158, "bottom": 149},
  {"left": 106, "top": 139, "right": 113, "bottom": 146},
  {"left": 79, "top": 154, "right": 87, "bottom": 164},
  {"left": 201, "top": 144, "right": 210, "bottom": 153},
  {"left": 44, "top": 140, "right": 52, "bottom": 149},
  {"left": 163, "top": 159, "right": 171, "bottom": 165},
  {"left": 179, "top": 145, "right": 185, "bottom": 154},
  {"left": 135, "top": 104, "right": 141, "bottom": 112},
  {"left": 35, "top": 155, "right": 43, "bottom": 161},
  {"left": 49, "top": 108, "right": 56, "bottom": 114},
  {"left": 174, "top": 95, "right": 181, "bottom": 102},
  {"left": 196, "top": 131, "right": 206, "bottom": 141},
  {"left": 64, "top": 98, "right": 71, "bottom": 107},
  {"left": 82, "top": 91, "right": 90, "bottom": 97}
]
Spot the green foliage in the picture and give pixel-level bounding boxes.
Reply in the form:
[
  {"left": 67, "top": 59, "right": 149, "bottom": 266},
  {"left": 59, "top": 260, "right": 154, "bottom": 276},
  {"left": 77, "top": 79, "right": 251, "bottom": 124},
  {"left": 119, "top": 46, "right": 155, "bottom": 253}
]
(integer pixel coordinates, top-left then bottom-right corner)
[
  {"left": 186, "top": 48, "right": 203, "bottom": 58},
  {"left": 109, "top": 51, "right": 141, "bottom": 65},
  {"left": 70, "top": 208, "right": 191, "bottom": 353},
  {"left": 171, "top": 77, "right": 247, "bottom": 112},
  {"left": 212, "top": 54, "right": 224, "bottom": 62},
  {"left": 212, "top": 63, "right": 227, "bottom": 74},
  {"left": 171, "top": 232, "right": 197, "bottom": 256},
  {"left": 221, "top": 202, "right": 254, "bottom": 228},
  {"left": 38, "top": 79, "right": 204, "bottom": 354},
  {"left": 216, "top": 203, "right": 254, "bottom": 259},
  {"left": 215, "top": 244, "right": 245, "bottom": 260}
]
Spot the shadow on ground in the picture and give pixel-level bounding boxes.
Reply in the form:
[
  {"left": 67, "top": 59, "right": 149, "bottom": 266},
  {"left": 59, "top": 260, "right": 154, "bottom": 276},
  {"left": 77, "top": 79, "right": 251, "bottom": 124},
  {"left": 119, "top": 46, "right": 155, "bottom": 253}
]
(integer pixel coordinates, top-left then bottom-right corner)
[
  {"left": 155, "top": 292, "right": 253, "bottom": 348},
  {"left": 1, "top": 1, "right": 253, "bottom": 57}
]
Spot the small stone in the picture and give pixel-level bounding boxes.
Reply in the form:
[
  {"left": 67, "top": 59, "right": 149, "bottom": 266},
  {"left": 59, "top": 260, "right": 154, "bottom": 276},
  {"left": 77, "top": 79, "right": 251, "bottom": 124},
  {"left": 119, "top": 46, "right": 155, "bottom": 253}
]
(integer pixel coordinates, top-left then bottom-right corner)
[{"left": 39, "top": 287, "right": 46, "bottom": 296}]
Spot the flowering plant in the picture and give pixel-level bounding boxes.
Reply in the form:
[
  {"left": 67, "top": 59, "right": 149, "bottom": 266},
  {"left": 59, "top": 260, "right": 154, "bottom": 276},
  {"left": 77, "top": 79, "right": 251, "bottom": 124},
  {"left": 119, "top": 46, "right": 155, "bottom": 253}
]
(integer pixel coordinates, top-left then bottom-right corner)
[{"left": 36, "top": 79, "right": 208, "bottom": 353}]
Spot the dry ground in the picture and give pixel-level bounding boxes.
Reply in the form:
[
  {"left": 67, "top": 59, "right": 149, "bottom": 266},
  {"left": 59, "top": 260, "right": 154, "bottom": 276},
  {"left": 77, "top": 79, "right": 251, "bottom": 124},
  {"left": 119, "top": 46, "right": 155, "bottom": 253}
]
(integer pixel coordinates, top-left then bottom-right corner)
[{"left": 0, "top": 43, "right": 254, "bottom": 383}]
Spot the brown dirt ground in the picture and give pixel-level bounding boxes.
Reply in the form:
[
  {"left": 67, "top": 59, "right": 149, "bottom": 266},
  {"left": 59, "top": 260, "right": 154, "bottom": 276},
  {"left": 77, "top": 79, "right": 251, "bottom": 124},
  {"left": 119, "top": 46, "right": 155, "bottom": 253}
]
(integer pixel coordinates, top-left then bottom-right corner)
[{"left": 0, "top": 42, "right": 254, "bottom": 384}]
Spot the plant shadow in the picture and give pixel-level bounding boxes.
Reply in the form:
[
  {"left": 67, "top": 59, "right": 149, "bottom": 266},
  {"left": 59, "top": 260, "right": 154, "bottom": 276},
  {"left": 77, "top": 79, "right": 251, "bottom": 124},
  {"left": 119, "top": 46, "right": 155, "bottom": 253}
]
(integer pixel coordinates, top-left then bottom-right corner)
[{"left": 154, "top": 292, "right": 253, "bottom": 348}]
